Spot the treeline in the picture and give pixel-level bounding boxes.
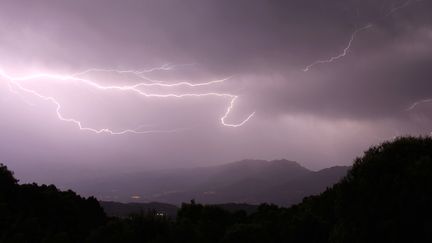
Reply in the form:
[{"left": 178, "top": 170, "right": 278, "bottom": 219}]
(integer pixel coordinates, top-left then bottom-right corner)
[
  {"left": 0, "top": 164, "right": 105, "bottom": 242},
  {"left": 1, "top": 137, "right": 432, "bottom": 242}
]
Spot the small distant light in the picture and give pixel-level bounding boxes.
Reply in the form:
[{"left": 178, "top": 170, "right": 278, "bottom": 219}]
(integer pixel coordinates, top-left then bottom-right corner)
[{"left": 131, "top": 195, "right": 141, "bottom": 199}]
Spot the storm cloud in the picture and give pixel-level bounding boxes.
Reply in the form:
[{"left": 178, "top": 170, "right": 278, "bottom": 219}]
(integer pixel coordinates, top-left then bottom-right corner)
[{"left": 0, "top": 0, "right": 431, "bottom": 185}]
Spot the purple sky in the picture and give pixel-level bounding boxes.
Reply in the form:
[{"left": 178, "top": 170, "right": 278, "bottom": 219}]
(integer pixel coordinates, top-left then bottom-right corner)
[{"left": 0, "top": 0, "right": 431, "bottom": 185}]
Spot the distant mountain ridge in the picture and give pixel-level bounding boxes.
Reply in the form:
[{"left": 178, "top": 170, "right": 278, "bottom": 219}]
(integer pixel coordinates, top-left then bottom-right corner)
[{"left": 74, "top": 159, "right": 349, "bottom": 206}]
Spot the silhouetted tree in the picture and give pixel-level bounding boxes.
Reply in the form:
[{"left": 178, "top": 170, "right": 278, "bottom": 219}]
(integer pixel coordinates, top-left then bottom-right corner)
[{"left": 0, "top": 164, "right": 106, "bottom": 242}]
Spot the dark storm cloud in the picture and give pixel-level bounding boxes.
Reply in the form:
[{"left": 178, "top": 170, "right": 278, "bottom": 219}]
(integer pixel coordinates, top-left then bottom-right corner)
[
  {"left": 178, "top": 0, "right": 432, "bottom": 121},
  {"left": 0, "top": 0, "right": 410, "bottom": 66},
  {"left": 253, "top": 31, "right": 432, "bottom": 120},
  {"left": 2, "top": 0, "right": 427, "bottom": 120},
  {"left": 0, "top": 0, "right": 431, "bottom": 184}
]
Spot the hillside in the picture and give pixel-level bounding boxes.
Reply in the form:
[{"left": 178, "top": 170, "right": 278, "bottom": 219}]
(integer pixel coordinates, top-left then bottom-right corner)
[{"left": 75, "top": 159, "right": 348, "bottom": 206}]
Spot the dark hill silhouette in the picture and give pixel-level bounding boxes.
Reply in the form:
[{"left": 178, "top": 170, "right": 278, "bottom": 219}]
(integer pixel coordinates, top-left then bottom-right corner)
[
  {"left": 75, "top": 159, "right": 348, "bottom": 206},
  {"left": 313, "top": 136, "right": 432, "bottom": 242},
  {"left": 0, "top": 164, "right": 106, "bottom": 242},
  {"left": 231, "top": 136, "right": 432, "bottom": 243},
  {"left": 2, "top": 137, "right": 432, "bottom": 242}
]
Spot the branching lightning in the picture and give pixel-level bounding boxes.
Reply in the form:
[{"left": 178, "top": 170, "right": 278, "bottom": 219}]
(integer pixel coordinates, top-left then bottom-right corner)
[{"left": 0, "top": 66, "right": 255, "bottom": 135}]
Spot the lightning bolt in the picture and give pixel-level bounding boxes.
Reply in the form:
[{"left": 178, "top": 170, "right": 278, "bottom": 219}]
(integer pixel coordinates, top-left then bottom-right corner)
[
  {"left": 303, "top": 0, "right": 424, "bottom": 72},
  {"left": 386, "top": 0, "right": 431, "bottom": 135},
  {"left": 406, "top": 99, "right": 432, "bottom": 111},
  {"left": 385, "top": 0, "right": 424, "bottom": 17},
  {"left": 303, "top": 24, "right": 373, "bottom": 72},
  {"left": 0, "top": 67, "right": 255, "bottom": 135},
  {"left": 71, "top": 63, "right": 195, "bottom": 80},
  {"left": 406, "top": 98, "right": 432, "bottom": 136}
]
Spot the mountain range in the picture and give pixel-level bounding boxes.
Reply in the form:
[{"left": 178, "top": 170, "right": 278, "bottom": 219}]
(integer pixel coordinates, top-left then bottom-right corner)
[{"left": 74, "top": 159, "right": 349, "bottom": 206}]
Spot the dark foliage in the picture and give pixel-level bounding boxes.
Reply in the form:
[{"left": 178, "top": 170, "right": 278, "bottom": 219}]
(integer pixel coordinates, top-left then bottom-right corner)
[
  {"left": 1, "top": 137, "right": 432, "bottom": 242},
  {"left": 0, "top": 164, "right": 106, "bottom": 243},
  {"left": 100, "top": 201, "right": 179, "bottom": 219}
]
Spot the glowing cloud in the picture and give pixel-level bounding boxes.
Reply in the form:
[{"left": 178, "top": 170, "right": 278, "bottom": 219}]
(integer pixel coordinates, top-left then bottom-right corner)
[{"left": 0, "top": 66, "right": 255, "bottom": 135}]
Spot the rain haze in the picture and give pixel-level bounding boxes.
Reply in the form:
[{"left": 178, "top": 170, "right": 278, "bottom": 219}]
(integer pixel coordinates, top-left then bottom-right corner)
[{"left": 1, "top": 0, "right": 432, "bottom": 188}]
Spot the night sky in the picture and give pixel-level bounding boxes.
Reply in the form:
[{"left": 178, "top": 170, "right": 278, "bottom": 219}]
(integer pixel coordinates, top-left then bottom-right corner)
[{"left": 0, "top": 0, "right": 431, "bottom": 185}]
